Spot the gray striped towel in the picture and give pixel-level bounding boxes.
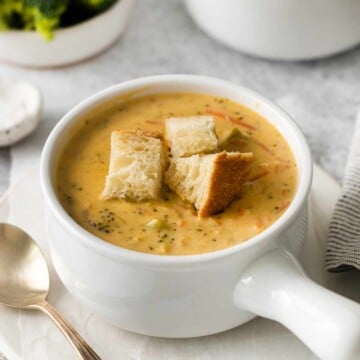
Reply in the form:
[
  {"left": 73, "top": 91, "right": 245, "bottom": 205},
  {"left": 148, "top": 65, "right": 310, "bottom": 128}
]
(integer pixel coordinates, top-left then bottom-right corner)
[{"left": 326, "top": 109, "right": 360, "bottom": 272}]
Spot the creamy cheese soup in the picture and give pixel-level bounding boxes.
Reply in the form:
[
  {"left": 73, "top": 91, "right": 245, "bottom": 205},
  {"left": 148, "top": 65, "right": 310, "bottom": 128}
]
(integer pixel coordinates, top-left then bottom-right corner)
[{"left": 57, "top": 93, "right": 297, "bottom": 255}]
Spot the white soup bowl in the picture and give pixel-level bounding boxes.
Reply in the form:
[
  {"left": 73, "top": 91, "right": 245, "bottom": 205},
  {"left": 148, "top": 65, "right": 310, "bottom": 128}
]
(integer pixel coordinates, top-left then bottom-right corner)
[{"left": 40, "top": 75, "right": 360, "bottom": 360}]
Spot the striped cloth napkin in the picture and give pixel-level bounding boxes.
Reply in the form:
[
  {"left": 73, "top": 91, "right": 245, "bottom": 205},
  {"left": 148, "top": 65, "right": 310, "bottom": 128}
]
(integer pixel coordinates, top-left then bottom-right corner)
[{"left": 326, "top": 109, "right": 360, "bottom": 272}]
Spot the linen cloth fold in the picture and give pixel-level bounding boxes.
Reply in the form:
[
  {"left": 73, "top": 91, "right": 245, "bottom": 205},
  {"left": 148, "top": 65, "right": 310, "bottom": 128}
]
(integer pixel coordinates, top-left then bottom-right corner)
[{"left": 326, "top": 109, "right": 360, "bottom": 272}]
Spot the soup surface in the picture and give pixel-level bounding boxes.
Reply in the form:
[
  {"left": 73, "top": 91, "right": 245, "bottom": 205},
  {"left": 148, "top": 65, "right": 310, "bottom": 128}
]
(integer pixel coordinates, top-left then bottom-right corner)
[{"left": 57, "top": 93, "right": 297, "bottom": 255}]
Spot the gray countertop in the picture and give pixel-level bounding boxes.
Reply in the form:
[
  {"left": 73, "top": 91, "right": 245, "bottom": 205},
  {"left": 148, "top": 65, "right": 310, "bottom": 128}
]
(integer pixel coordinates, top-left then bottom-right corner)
[{"left": 0, "top": 0, "right": 359, "bottom": 358}]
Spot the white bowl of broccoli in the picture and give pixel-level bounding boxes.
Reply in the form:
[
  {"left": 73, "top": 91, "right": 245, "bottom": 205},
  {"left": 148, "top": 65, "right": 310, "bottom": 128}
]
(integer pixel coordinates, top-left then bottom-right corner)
[{"left": 0, "top": 0, "right": 135, "bottom": 68}]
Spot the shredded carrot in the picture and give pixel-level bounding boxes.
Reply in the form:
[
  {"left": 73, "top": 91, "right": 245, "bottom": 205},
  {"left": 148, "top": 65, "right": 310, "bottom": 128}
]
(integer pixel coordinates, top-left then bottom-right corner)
[
  {"left": 229, "top": 117, "right": 256, "bottom": 130},
  {"left": 249, "top": 169, "right": 269, "bottom": 182},
  {"left": 206, "top": 109, "right": 228, "bottom": 119},
  {"left": 252, "top": 138, "right": 274, "bottom": 154},
  {"left": 206, "top": 109, "right": 256, "bottom": 131}
]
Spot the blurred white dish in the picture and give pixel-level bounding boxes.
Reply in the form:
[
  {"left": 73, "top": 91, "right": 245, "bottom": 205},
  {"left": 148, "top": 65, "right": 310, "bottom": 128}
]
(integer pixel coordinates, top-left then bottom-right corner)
[
  {"left": 186, "top": 0, "right": 360, "bottom": 61},
  {"left": 0, "top": 0, "right": 135, "bottom": 68},
  {"left": 0, "top": 80, "right": 42, "bottom": 147}
]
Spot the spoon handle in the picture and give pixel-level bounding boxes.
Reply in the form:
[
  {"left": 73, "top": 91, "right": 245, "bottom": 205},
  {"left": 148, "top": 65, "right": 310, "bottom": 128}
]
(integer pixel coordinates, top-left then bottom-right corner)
[{"left": 34, "top": 301, "right": 102, "bottom": 360}]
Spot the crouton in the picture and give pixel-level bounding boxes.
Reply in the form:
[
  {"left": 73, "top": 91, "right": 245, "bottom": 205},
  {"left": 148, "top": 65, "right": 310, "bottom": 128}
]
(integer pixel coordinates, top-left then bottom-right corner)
[
  {"left": 165, "top": 116, "right": 218, "bottom": 157},
  {"left": 165, "top": 151, "right": 254, "bottom": 217},
  {"left": 101, "top": 129, "right": 166, "bottom": 201}
]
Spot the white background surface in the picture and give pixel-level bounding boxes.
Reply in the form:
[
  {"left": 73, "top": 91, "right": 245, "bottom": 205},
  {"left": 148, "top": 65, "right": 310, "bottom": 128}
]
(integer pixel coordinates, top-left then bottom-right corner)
[{"left": 0, "top": 0, "right": 360, "bottom": 358}]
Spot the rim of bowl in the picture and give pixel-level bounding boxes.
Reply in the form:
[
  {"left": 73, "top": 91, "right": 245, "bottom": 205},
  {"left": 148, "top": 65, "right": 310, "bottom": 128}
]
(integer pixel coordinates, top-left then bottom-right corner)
[
  {"left": 40, "top": 74, "right": 313, "bottom": 268},
  {"left": 0, "top": 0, "right": 122, "bottom": 37}
]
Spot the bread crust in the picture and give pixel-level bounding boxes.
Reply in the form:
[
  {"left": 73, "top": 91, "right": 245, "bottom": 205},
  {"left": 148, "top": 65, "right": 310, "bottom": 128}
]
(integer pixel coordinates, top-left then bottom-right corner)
[{"left": 199, "top": 151, "right": 254, "bottom": 217}]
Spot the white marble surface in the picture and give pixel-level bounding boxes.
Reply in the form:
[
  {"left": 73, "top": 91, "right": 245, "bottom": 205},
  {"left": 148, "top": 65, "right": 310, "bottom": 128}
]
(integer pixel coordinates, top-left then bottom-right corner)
[{"left": 0, "top": 0, "right": 360, "bottom": 358}]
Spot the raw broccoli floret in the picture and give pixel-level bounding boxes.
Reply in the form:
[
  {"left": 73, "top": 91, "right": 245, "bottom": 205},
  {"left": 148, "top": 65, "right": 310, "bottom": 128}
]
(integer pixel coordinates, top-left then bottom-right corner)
[
  {"left": 77, "top": 0, "right": 117, "bottom": 11},
  {"left": 0, "top": 0, "right": 117, "bottom": 40},
  {"left": 23, "top": 0, "right": 68, "bottom": 40},
  {"left": 0, "top": 1, "right": 23, "bottom": 30}
]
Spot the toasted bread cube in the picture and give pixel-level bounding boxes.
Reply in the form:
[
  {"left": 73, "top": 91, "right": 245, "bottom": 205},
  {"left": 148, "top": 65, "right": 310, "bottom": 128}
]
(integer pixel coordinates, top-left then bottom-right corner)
[
  {"left": 166, "top": 151, "right": 254, "bottom": 217},
  {"left": 165, "top": 116, "right": 218, "bottom": 157},
  {"left": 101, "top": 130, "right": 166, "bottom": 201}
]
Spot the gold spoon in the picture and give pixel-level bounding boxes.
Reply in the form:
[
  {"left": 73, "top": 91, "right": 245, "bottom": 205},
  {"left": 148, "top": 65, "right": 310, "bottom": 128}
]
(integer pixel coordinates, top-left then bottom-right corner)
[{"left": 0, "top": 223, "right": 101, "bottom": 359}]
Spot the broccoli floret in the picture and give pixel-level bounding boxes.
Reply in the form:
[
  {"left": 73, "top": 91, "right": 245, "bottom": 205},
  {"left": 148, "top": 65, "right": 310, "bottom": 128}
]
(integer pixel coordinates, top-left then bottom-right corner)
[
  {"left": 0, "top": 1, "right": 23, "bottom": 30},
  {"left": 77, "top": 0, "right": 117, "bottom": 11},
  {"left": 219, "top": 128, "right": 249, "bottom": 152},
  {"left": 0, "top": 0, "right": 116, "bottom": 40},
  {"left": 23, "top": 0, "right": 68, "bottom": 40}
]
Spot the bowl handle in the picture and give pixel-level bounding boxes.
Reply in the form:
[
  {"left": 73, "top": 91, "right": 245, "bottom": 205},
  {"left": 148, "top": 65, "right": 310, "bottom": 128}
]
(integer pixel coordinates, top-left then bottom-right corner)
[{"left": 234, "top": 248, "right": 360, "bottom": 360}]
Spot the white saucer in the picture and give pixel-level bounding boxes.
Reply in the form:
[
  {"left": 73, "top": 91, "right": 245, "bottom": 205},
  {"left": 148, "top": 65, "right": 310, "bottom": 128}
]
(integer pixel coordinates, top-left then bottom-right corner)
[{"left": 0, "top": 164, "right": 358, "bottom": 360}]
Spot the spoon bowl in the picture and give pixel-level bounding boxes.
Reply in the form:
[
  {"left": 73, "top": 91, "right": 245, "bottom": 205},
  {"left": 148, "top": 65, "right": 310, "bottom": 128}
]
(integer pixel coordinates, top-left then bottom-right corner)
[
  {"left": 0, "top": 223, "right": 49, "bottom": 308},
  {"left": 0, "top": 223, "right": 101, "bottom": 359}
]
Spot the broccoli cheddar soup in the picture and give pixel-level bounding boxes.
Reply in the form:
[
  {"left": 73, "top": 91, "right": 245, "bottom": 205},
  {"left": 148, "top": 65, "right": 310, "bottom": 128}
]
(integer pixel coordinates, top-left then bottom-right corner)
[{"left": 57, "top": 93, "right": 297, "bottom": 255}]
